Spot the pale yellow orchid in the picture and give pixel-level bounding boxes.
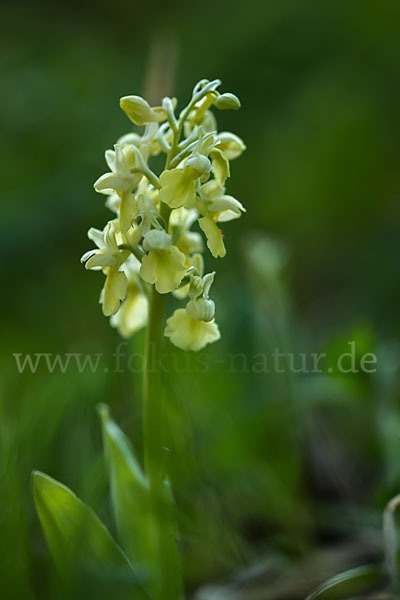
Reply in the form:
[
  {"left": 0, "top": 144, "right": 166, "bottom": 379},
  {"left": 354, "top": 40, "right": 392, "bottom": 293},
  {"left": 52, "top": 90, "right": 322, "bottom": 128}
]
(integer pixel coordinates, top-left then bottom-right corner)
[
  {"left": 215, "top": 132, "right": 246, "bottom": 160},
  {"left": 81, "top": 221, "right": 129, "bottom": 316},
  {"left": 159, "top": 154, "right": 211, "bottom": 210},
  {"left": 110, "top": 257, "right": 148, "bottom": 337},
  {"left": 159, "top": 167, "right": 197, "bottom": 209},
  {"left": 117, "top": 122, "right": 163, "bottom": 162},
  {"left": 140, "top": 230, "right": 187, "bottom": 294},
  {"left": 81, "top": 221, "right": 128, "bottom": 271},
  {"left": 99, "top": 268, "right": 128, "bottom": 317},
  {"left": 195, "top": 180, "right": 245, "bottom": 258},
  {"left": 165, "top": 271, "right": 219, "bottom": 350},
  {"left": 94, "top": 144, "right": 142, "bottom": 197},
  {"left": 84, "top": 78, "right": 245, "bottom": 350}
]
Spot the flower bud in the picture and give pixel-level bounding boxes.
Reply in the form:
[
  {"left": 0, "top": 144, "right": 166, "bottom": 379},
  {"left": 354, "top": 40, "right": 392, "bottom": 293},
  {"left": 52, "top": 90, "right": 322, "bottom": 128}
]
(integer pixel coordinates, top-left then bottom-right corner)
[
  {"left": 188, "top": 275, "right": 203, "bottom": 300},
  {"left": 186, "top": 298, "right": 215, "bottom": 322},
  {"left": 162, "top": 97, "right": 177, "bottom": 124},
  {"left": 186, "top": 154, "right": 211, "bottom": 177},
  {"left": 143, "top": 229, "right": 172, "bottom": 251},
  {"left": 162, "top": 96, "right": 175, "bottom": 113},
  {"left": 214, "top": 93, "right": 241, "bottom": 111},
  {"left": 120, "top": 96, "right": 166, "bottom": 126}
]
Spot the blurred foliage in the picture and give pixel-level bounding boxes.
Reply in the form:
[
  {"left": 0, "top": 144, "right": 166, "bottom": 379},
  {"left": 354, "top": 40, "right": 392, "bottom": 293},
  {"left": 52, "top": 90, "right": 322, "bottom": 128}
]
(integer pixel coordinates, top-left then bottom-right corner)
[{"left": 2, "top": 0, "right": 400, "bottom": 598}]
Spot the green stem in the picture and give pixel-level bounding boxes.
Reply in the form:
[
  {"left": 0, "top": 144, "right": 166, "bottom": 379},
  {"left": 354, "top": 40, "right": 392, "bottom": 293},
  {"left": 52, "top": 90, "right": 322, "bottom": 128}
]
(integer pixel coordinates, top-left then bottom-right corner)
[
  {"left": 143, "top": 286, "right": 183, "bottom": 599},
  {"left": 143, "top": 286, "right": 165, "bottom": 598},
  {"left": 144, "top": 286, "right": 166, "bottom": 486}
]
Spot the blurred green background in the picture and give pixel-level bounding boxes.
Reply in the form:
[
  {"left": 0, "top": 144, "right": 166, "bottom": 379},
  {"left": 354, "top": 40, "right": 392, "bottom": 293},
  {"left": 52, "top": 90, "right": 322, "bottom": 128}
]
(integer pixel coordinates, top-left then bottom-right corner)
[{"left": 2, "top": 0, "right": 400, "bottom": 598}]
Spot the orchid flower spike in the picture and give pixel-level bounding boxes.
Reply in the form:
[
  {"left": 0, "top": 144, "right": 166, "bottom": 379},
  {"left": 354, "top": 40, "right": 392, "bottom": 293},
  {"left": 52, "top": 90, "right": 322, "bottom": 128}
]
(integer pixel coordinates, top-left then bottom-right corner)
[{"left": 82, "top": 79, "right": 245, "bottom": 350}]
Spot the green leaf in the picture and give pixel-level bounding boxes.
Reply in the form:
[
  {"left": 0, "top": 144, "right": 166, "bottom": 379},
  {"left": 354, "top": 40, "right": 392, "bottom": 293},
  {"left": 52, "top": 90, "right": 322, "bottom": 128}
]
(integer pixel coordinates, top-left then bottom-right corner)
[
  {"left": 99, "top": 404, "right": 183, "bottom": 599},
  {"left": 158, "top": 477, "right": 184, "bottom": 600},
  {"left": 305, "top": 565, "right": 386, "bottom": 599},
  {"left": 32, "top": 470, "right": 150, "bottom": 599},
  {"left": 384, "top": 493, "right": 400, "bottom": 586},
  {"left": 99, "top": 404, "right": 158, "bottom": 574}
]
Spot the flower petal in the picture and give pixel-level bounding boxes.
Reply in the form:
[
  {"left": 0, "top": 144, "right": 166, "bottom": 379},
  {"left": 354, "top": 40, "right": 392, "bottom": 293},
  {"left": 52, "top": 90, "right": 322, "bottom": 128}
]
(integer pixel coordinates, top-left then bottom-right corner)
[
  {"left": 87, "top": 227, "right": 105, "bottom": 248},
  {"left": 94, "top": 173, "right": 131, "bottom": 195},
  {"left": 198, "top": 217, "right": 226, "bottom": 258},
  {"left": 119, "top": 193, "right": 138, "bottom": 233},
  {"left": 216, "top": 132, "right": 246, "bottom": 160},
  {"left": 102, "top": 269, "right": 128, "bottom": 316},
  {"left": 110, "top": 290, "right": 148, "bottom": 337},
  {"left": 139, "top": 252, "right": 157, "bottom": 286},
  {"left": 114, "top": 144, "right": 133, "bottom": 177},
  {"left": 210, "top": 148, "right": 230, "bottom": 185},
  {"left": 207, "top": 195, "right": 244, "bottom": 216},
  {"left": 80, "top": 249, "right": 98, "bottom": 263},
  {"left": 105, "top": 149, "right": 116, "bottom": 172},
  {"left": 85, "top": 252, "right": 118, "bottom": 269}
]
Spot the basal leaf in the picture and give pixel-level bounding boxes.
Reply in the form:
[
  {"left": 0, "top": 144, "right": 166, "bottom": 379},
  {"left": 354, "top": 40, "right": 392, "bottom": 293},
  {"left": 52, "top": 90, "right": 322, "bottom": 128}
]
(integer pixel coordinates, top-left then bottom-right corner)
[
  {"left": 306, "top": 565, "right": 386, "bottom": 599},
  {"left": 99, "top": 404, "right": 158, "bottom": 575},
  {"left": 32, "top": 470, "right": 150, "bottom": 599},
  {"left": 99, "top": 405, "right": 183, "bottom": 599},
  {"left": 158, "top": 477, "right": 184, "bottom": 600}
]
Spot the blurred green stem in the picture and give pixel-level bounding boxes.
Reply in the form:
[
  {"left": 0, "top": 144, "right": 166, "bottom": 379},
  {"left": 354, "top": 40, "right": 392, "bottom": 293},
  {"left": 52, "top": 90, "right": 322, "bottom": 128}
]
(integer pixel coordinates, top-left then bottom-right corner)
[
  {"left": 143, "top": 285, "right": 183, "bottom": 599},
  {"left": 144, "top": 286, "right": 166, "bottom": 487},
  {"left": 144, "top": 286, "right": 166, "bottom": 598}
]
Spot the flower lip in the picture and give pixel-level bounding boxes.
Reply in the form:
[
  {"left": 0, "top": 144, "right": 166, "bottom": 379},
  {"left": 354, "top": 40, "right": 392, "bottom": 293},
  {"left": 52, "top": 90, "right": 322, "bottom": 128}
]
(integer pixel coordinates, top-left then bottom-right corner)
[{"left": 165, "top": 308, "right": 220, "bottom": 351}]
